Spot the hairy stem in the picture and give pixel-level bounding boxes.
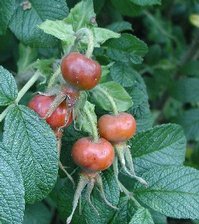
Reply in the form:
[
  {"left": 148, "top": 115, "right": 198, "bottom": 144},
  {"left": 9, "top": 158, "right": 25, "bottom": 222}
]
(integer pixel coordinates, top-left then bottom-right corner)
[
  {"left": 76, "top": 28, "right": 94, "bottom": 58},
  {"left": 96, "top": 86, "right": 118, "bottom": 115},
  {"left": 83, "top": 105, "right": 99, "bottom": 142}
]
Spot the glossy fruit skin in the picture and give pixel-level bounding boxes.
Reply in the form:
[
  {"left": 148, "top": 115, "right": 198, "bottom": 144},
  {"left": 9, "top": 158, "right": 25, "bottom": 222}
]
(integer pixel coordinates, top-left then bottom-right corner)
[
  {"left": 61, "top": 52, "right": 101, "bottom": 90},
  {"left": 28, "top": 95, "right": 73, "bottom": 129},
  {"left": 71, "top": 137, "right": 115, "bottom": 172},
  {"left": 98, "top": 113, "right": 136, "bottom": 143}
]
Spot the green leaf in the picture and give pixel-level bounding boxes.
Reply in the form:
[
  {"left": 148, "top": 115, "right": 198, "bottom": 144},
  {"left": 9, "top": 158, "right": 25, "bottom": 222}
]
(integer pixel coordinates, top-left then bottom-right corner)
[
  {"left": 75, "top": 101, "right": 97, "bottom": 136},
  {"left": 91, "top": 82, "right": 133, "bottom": 112},
  {"left": 9, "top": 0, "right": 68, "bottom": 47},
  {"left": 0, "top": 0, "right": 15, "bottom": 34},
  {"left": 3, "top": 105, "right": 58, "bottom": 203},
  {"left": 150, "top": 210, "right": 167, "bottom": 224},
  {"left": 106, "top": 34, "right": 148, "bottom": 64},
  {"left": 111, "top": 0, "right": 142, "bottom": 17},
  {"left": 179, "top": 60, "right": 199, "bottom": 77},
  {"left": 190, "top": 14, "right": 199, "bottom": 28},
  {"left": 110, "top": 196, "right": 136, "bottom": 224},
  {"left": 110, "top": 62, "right": 140, "bottom": 87},
  {"left": 0, "top": 146, "right": 25, "bottom": 224},
  {"left": 39, "top": 20, "right": 75, "bottom": 44},
  {"left": 193, "top": 220, "right": 199, "bottom": 224},
  {"left": 131, "top": 124, "right": 186, "bottom": 174},
  {"left": 134, "top": 110, "right": 153, "bottom": 133},
  {"left": 23, "top": 202, "right": 52, "bottom": 224},
  {"left": 17, "top": 43, "right": 38, "bottom": 73},
  {"left": 93, "top": 27, "right": 120, "bottom": 46},
  {"left": 64, "top": 0, "right": 96, "bottom": 31},
  {"left": 107, "top": 21, "right": 133, "bottom": 33},
  {"left": 129, "top": 208, "right": 154, "bottom": 224},
  {"left": 127, "top": 72, "right": 153, "bottom": 132},
  {"left": 57, "top": 169, "right": 120, "bottom": 223},
  {"left": 0, "top": 66, "right": 18, "bottom": 106},
  {"left": 170, "top": 78, "right": 199, "bottom": 103},
  {"left": 175, "top": 109, "right": 199, "bottom": 141},
  {"left": 100, "top": 64, "right": 112, "bottom": 83},
  {"left": 130, "top": 0, "right": 161, "bottom": 6},
  {"left": 134, "top": 166, "right": 199, "bottom": 219}
]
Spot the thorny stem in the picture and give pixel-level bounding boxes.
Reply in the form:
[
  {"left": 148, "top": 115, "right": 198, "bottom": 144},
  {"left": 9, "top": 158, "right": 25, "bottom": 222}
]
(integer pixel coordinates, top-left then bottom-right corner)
[
  {"left": 96, "top": 86, "right": 118, "bottom": 115},
  {"left": 0, "top": 70, "right": 41, "bottom": 122},
  {"left": 83, "top": 105, "right": 99, "bottom": 142},
  {"left": 76, "top": 28, "right": 94, "bottom": 58}
]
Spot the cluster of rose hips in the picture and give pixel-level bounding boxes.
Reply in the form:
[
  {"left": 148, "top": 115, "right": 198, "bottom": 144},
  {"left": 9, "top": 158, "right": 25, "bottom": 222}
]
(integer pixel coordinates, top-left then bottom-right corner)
[{"left": 28, "top": 52, "right": 145, "bottom": 223}]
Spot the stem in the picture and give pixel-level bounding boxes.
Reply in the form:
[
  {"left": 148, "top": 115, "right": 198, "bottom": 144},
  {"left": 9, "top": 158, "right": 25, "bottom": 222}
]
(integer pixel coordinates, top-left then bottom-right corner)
[
  {"left": 0, "top": 70, "right": 41, "bottom": 122},
  {"left": 47, "top": 67, "right": 61, "bottom": 90},
  {"left": 16, "top": 70, "right": 41, "bottom": 104},
  {"left": 130, "top": 196, "right": 142, "bottom": 208},
  {"left": 96, "top": 86, "right": 118, "bottom": 115},
  {"left": 83, "top": 105, "right": 99, "bottom": 142},
  {"left": 76, "top": 28, "right": 94, "bottom": 58}
]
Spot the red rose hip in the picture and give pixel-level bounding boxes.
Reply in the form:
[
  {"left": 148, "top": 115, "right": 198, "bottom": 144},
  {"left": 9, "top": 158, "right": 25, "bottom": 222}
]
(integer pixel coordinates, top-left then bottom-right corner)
[
  {"left": 28, "top": 95, "right": 73, "bottom": 129},
  {"left": 71, "top": 137, "right": 115, "bottom": 172},
  {"left": 98, "top": 112, "right": 136, "bottom": 143},
  {"left": 61, "top": 52, "right": 101, "bottom": 90}
]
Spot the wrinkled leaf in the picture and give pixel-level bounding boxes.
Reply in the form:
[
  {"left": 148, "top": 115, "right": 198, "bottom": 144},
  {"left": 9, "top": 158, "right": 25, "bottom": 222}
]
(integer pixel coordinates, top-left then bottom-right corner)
[
  {"left": 129, "top": 207, "right": 154, "bottom": 224},
  {"left": 131, "top": 124, "right": 186, "bottom": 174},
  {"left": 0, "top": 0, "right": 15, "bottom": 34},
  {"left": 0, "top": 66, "right": 18, "bottom": 106},
  {"left": 9, "top": 0, "right": 68, "bottom": 47},
  {"left": 3, "top": 105, "right": 58, "bottom": 203},
  {"left": 106, "top": 33, "right": 148, "bottom": 64},
  {"left": 134, "top": 166, "right": 199, "bottom": 219},
  {"left": 0, "top": 146, "right": 25, "bottom": 224}
]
